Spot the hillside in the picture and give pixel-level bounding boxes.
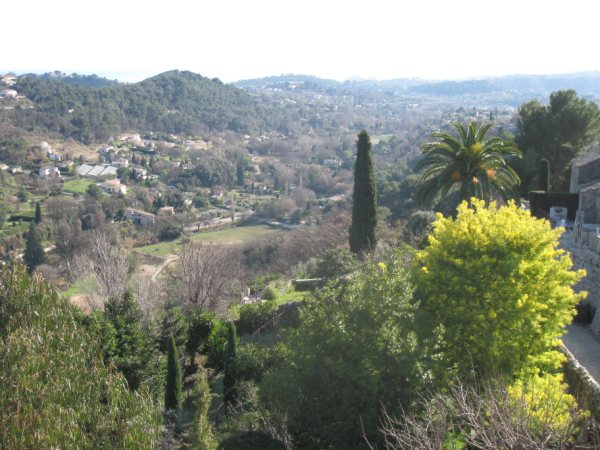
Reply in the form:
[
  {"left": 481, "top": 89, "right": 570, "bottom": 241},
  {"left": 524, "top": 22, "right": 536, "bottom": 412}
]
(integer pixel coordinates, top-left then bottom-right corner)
[
  {"left": 237, "top": 72, "right": 600, "bottom": 105},
  {"left": 1, "top": 70, "right": 278, "bottom": 143}
]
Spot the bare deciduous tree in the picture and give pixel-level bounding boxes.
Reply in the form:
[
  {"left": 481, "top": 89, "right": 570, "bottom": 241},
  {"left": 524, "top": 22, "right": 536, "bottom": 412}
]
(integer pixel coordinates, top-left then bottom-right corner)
[
  {"left": 379, "top": 379, "right": 596, "bottom": 450},
  {"left": 166, "top": 243, "right": 242, "bottom": 312},
  {"left": 69, "top": 231, "right": 130, "bottom": 308}
]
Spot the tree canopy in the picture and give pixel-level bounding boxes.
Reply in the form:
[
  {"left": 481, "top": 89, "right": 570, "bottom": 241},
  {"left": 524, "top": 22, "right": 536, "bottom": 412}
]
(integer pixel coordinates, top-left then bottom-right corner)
[
  {"left": 262, "top": 249, "right": 420, "bottom": 449},
  {"left": 415, "top": 122, "right": 521, "bottom": 208},
  {"left": 414, "top": 199, "right": 586, "bottom": 383},
  {"left": 0, "top": 265, "right": 159, "bottom": 448},
  {"left": 516, "top": 89, "right": 600, "bottom": 191},
  {"left": 349, "top": 130, "right": 377, "bottom": 256}
]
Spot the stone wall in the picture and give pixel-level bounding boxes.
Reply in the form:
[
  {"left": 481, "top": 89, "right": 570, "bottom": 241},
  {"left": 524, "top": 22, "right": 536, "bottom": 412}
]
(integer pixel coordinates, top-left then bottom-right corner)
[
  {"left": 561, "top": 232, "right": 600, "bottom": 333},
  {"left": 578, "top": 156, "right": 600, "bottom": 186},
  {"left": 580, "top": 185, "right": 600, "bottom": 224}
]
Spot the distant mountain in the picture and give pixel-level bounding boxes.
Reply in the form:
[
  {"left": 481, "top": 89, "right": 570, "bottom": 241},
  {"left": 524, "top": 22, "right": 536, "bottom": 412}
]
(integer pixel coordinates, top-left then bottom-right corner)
[
  {"left": 235, "top": 74, "right": 423, "bottom": 93},
  {"left": 406, "top": 73, "right": 600, "bottom": 98},
  {"left": 2, "top": 70, "right": 278, "bottom": 143},
  {"left": 237, "top": 72, "right": 600, "bottom": 101}
]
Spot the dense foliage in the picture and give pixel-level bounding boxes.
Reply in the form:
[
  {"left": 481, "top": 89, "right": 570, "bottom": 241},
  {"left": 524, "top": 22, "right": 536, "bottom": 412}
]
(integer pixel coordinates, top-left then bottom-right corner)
[
  {"left": 416, "top": 122, "right": 521, "bottom": 208},
  {"left": 24, "top": 221, "right": 45, "bottom": 272},
  {"left": 223, "top": 321, "right": 239, "bottom": 412},
  {"left": 165, "top": 334, "right": 183, "bottom": 410},
  {"left": 262, "top": 249, "right": 420, "bottom": 449},
  {"left": 0, "top": 265, "right": 160, "bottom": 448},
  {"left": 350, "top": 130, "right": 377, "bottom": 255},
  {"left": 516, "top": 89, "right": 600, "bottom": 191},
  {"left": 414, "top": 199, "right": 586, "bottom": 382},
  {"left": 7, "top": 71, "right": 277, "bottom": 142}
]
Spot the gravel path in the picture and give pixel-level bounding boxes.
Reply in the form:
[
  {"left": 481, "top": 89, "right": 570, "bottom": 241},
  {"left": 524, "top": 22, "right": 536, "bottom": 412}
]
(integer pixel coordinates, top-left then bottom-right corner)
[{"left": 563, "top": 324, "right": 600, "bottom": 384}]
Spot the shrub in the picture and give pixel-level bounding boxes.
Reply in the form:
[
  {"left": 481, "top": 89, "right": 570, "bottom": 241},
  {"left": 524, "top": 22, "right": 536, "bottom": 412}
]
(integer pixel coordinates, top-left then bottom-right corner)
[
  {"left": 0, "top": 265, "right": 160, "bottom": 448},
  {"left": 414, "top": 199, "right": 586, "bottom": 383},
  {"left": 508, "top": 373, "right": 585, "bottom": 440},
  {"left": 262, "top": 285, "right": 279, "bottom": 301},
  {"left": 236, "top": 301, "right": 278, "bottom": 336},
  {"left": 262, "top": 249, "right": 420, "bottom": 449},
  {"left": 217, "top": 431, "right": 286, "bottom": 450},
  {"left": 192, "top": 364, "right": 215, "bottom": 450}
]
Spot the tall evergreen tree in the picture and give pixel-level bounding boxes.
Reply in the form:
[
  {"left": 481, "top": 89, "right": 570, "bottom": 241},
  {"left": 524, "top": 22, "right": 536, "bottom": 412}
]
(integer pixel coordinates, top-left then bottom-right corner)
[
  {"left": 350, "top": 130, "right": 377, "bottom": 256},
  {"left": 34, "top": 202, "right": 42, "bottom": 224},
  {"left": 104, "top": 291, "right": 155, "bottom": 392},
  {"left": 165, "top": 334, "right": 183, "bottom": 410},
  {"left": 24, "top": 221, "right": 45, "bottom": 273},
  {"left": 236, "top": 158, "right": 245, "bottom": 186},
  {"left": 223, "top": 321, "right": 238, "bottom": 413}
]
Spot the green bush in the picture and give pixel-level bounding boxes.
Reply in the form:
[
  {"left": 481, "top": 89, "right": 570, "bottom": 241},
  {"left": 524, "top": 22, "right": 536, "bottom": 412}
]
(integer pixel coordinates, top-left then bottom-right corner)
[
  {"left": 204, "top": 320, "right": 228, "bottom": 371},
  {"left": 192, "top": 365, "right": 215, "bottom": 450},
  {"left": 262, "top": 249, "right": 420, "bottom": 449},
  {"left": 0, "top": 265, "right": 160, "bottom": 449},
  {"left": 217, "top": 431, "right": 286, "bottom": 450},
  {"left": 235, "top": 343, "right": 287, "bottom": 383},
  {"left": 262, "top": 285, "right": 279, "bottom": 301},
  {"left": 236, "top": 301, "right": 278, "bottom": 335}
]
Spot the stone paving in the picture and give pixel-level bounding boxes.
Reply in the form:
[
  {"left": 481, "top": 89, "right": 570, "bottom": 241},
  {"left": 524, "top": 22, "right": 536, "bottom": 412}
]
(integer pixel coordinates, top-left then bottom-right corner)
[{"left": 563, "top": 323, "right": 600, "bottom": 384}]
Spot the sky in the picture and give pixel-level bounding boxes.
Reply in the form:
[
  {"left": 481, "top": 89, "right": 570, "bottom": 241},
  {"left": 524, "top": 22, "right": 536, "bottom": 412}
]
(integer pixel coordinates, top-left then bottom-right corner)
[{"left": 3, "top": 0, "right": 600, "bottom": 83}]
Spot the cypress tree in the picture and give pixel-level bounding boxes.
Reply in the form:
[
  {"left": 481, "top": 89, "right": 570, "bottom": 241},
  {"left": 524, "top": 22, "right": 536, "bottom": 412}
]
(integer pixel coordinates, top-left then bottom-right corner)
[
  {"left": 223, "top": 321, "right": 238, "bottom": 413},
  {"left": 24, "top": 221, "right": 45, "bottom": 273},
  {"left": 349, "top": 130, "right": 377, "bottom": 256},
  {"left": 236, "top": 158, "right": 245, "bottom": 186},
  {"left": 34, "top": 202, "right": 42, "bottom": 224},
  {"left": 165, "top": 334, "right": 183, "bottom": 410},
  {"left": 537, "top": 158, "right": 550, "bottom": 192}
]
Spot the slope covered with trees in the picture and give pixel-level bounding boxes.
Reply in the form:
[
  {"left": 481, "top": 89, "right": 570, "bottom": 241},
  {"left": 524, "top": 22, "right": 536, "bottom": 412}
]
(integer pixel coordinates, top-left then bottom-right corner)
[{"left": 4, "top": 71, "right": 279, "bottom": 142}]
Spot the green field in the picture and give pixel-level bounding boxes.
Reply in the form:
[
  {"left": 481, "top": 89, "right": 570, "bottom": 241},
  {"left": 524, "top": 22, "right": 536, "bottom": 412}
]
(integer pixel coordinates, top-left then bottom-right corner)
[
  {"left": 190, "top": 224, "right": 275, "bottom": 243},
  {"left": 63, "top": 178, "right": 96, "bottom": 194},
  {"left": 134, "top": 224, "right": 277, "bottom": 257}
]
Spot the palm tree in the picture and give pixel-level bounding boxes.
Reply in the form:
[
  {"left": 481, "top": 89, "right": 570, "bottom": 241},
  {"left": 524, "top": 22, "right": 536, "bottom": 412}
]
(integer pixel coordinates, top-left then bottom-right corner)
[{"left": 415, "top": 121, "right": 522, "bottom": 208}]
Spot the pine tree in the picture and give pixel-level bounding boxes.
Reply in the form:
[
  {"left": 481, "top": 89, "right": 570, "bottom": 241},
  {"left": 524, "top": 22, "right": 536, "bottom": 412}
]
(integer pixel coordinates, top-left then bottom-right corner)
[
  {"left": 24, "top": 221, "right": 45, "bottom": 273},
  {"left": 34, "top": 202, "right": 42, "bottom": 224},
  {"left": 223, "top": 322, "right": 238, "bottom": 413},
  {"left": 165, "top": 334, "right": 183, "bottom": 410},
  {"left": 350, "top": 130, "right": 377, "bottom": 256}
]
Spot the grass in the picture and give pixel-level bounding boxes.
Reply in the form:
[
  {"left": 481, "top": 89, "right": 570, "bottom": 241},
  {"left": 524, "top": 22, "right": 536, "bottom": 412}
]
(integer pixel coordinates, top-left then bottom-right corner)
[
  {"left": 190, "top": 224, "right": 275, "bottom": 244},
  {"left": 62, "top": 178, "right": 95, "bottom": 194},
  {"left": 61, "top": 277, "right": 92, "bottom": 300},
  {"left": 134, "top": 240, "right": 180, "bottom": 257},
  {"left": 135, "top": 224, "right": 277, "bottom": 257},
  {"left": 274, "top": 288, "right": 308, "bottom": 305}
]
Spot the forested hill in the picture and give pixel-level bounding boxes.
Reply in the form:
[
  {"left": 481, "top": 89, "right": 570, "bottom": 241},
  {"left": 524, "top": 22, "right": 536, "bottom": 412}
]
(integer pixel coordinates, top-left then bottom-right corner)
[{"left": 4, "top": 71, "right": 278, "bottom": 143}]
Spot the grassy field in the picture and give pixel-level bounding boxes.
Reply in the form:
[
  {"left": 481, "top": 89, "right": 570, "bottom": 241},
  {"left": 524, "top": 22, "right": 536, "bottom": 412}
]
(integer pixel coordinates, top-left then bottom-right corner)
[
  {"left": 63, "top": 178, "right": 96, "bottom": 194},
  {"left": 134, "top": 240, "right": 180, "bottom": 257},
  {"left": 134, "top": 224, "right": 277, "bottom": 257},
  {"left": 190, "top": 224, "right": 275, "bottom": 244}
]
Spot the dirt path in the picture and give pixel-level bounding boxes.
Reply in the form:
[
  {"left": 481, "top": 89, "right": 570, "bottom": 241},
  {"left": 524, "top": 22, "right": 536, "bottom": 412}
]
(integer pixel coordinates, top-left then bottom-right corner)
[
  {"left": 563, "top": 324, "right": 600, "bottom": 384},
  {"left": 151, "top": 255, "right": 178, "bottom": 282}
]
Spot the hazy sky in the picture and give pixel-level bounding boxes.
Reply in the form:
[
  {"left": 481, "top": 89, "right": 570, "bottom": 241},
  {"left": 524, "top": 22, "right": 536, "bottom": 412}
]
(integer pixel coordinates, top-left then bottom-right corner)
[{"left": 4, "top": 0, "right": 600, "bottom": 83}]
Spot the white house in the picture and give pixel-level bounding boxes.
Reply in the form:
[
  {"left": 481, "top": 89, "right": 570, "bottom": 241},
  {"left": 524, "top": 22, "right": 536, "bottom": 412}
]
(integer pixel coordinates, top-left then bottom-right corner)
[
  {"left": 39, "top": 166, "right": 61, "bottom": 179},
  {"left": 112, "top": 158, "right": 129, "bottom": 168},
  {"left": 1, "top": 75, "right": 16, "bottom": 86},
  {"left": 133, "top": 167, "right": 148, "bottom": 180},
  {"left": 125, "top": 208, "right": 155, "bottom": 226},
  {"left": 101, "top": 179, "right": 127, "bottom": 195},
  {"left": 0, "top": 89, "right": 17, "bottom": 99}
]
